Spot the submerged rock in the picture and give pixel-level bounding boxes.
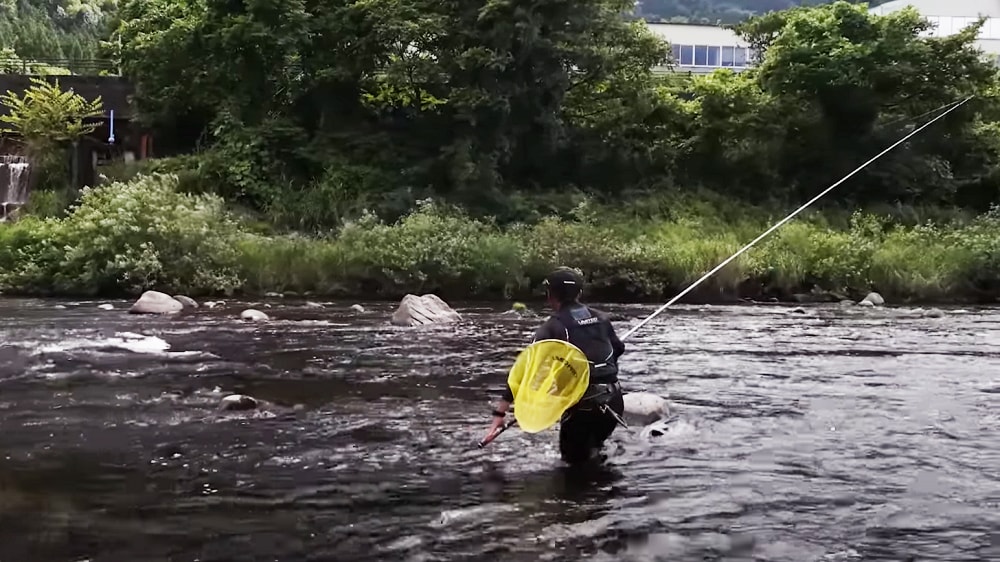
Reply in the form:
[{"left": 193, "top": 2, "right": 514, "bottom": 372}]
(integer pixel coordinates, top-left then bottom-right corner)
[
  {"left": 304, "top": 301, "right": 324, "bottom": 308},
  {"left": 390, "top": 294, "right": 461, "bottom": 327},
  {"left": 639, "top": 417, "right": 677, "bottom": 439},
  {"left": 174, "top": 295, "right": 199, "bottom": 309},
  {"left": 129, "top": 291, "right": 183, "bottom": 315},
  {"left": 219, "top": 394, "right": 258, "bottom": 411},
  {"left": 240, "top": 309, "right": 269, "bottom": 322},
  {"left": 350, "top": 304, "right": 366, "bottom": 313}
]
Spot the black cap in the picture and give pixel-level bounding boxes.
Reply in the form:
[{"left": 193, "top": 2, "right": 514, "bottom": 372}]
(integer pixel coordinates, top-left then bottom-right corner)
[{"left": 543, "top": 267, "right": 584, "bottom": 302}]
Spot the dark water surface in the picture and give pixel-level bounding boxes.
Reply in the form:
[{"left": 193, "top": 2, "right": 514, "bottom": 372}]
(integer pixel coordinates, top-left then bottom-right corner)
[{"left": 0, "top": 297, "right": 998, "bottom": 561}]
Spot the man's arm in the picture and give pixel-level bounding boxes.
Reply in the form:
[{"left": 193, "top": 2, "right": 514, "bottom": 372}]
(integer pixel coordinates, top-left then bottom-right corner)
[
  {"left": 484, "top": 317, "right": 563, "bottom": 436},
  {"left": 609, "top": 325, "right": 625, "bottom": 359},
  {"left": 597, "top": 310, "right": 625, "bottom": 359}
]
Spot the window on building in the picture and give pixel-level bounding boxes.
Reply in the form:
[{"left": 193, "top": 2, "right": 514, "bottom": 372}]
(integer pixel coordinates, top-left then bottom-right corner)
[
  {"left": 707, "top": 46, "right": 721, "bottom": 66},
  {"left": 721, "top": 46, "right": 735, "bottom": 67},
  {"left": 735, "top": 47, "right": 747, "bottom": 67},
  {"left": 939, "top": 16, "right": 954, "bottom": 35},
  {"left": 983, "top": 18, "right": 995, "bottom": 39},
  {"left": 665, "top": 43, "right": 754, "bottom": 69},
  {"left": 694, "top": 45, "right": 708, "bottom": 66},
  {"left": 680, "top": 45, "right": 694, "bottom": 65}
]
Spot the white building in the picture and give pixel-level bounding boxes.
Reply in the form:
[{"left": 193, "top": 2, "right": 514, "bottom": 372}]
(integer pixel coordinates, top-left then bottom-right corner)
[
  {"left": 647, "top": 1, "right": 1000, "bottom": 74},
  {"left": 869, "top": 0, "right": 1000, "bottom": 56},
  {"left": 646, "top": 23, "right": 753, "bottom": 74}
]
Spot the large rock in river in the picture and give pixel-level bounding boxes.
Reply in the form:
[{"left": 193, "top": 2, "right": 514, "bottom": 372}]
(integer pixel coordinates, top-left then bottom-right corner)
[
  {"left": 390, "top": 294, "right": 462, "bottom": 327},
  {"left": 129, "top": 291, "right": 184, "bottom": 315},
  {"left": 622, "top": 391, "right": 670, "bottom": 426}
]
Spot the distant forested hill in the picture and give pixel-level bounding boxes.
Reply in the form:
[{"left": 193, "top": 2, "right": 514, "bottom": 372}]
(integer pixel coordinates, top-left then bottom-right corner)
[
  {"left": 634, "top": 0, "right": 893, "bottom": 23},
  {"left": 0, "top": 0, "right": 117, "bottom": 60}
]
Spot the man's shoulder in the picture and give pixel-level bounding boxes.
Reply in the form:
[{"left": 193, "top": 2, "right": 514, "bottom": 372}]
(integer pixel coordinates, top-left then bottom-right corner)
[
  {"left": 533, "top": 315, "right": 565, "bottom": 340},
  {"left": 580, "top": 304, "right": 611, "bottom": 321}
]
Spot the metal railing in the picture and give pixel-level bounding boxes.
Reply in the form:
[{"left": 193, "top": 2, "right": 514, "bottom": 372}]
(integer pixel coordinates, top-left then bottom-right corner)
[{"left": 0, "top": 58, "right": 120, "bottom": 76}]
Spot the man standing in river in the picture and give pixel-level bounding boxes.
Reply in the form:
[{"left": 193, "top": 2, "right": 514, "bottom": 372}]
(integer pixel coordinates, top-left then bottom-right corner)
[{"left": 484, "top": 267, "right": 628, "bottom": 465}]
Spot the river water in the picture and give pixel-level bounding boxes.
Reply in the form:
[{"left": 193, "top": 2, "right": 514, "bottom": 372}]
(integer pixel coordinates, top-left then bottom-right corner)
[{"left": 0, "top": 297, "right": 997, "bottom": 561}]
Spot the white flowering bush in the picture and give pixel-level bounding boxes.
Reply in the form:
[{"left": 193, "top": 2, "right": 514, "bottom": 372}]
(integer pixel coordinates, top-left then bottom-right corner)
[{"left": 0, "top": 173, "right": 244, "bottom": 295}]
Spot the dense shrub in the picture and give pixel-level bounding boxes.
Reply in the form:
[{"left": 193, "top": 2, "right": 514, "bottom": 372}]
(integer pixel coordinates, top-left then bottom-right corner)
[
  {"left": 0, "top": 174, "right": 243, "bottom": 296},
  {"left": 1, "top": 174, "right": 998, "bottom": 303}
]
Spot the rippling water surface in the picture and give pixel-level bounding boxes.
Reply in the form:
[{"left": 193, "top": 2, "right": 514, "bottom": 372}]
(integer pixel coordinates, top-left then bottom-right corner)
[{"left": 0, "top": 297, "right": 998, "bottom": 561}]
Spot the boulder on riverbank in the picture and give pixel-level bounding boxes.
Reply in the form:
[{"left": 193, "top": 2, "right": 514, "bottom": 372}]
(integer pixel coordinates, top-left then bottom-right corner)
[
  {"left": 390, "top": 294, "right": 462, "bottom": 327},
  {"left": 129, "top": 291, "right": 183, "bottom": 315}
]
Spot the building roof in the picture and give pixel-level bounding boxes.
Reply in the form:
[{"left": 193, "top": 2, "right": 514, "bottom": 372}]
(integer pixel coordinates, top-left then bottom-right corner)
[
  {"left": 870, "top": 0, "right": 1000, "bottom": 17},
  {"left": 0, "top": 75, "right": 134, "bottom": 119}
]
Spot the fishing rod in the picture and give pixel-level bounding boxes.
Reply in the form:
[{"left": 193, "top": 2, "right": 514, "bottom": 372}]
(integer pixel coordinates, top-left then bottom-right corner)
[{"left": 478, "top": 95, "right": 973, "bottom": 449}]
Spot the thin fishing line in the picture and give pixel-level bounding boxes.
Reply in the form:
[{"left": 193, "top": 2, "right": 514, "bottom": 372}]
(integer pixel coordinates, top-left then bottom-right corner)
[
  {"left": 477, "top": 95, "right": 973, "bottom": 450},
  {"left": 876, "top": 97, "right": 967, "bottom": 131},
  {"left": 619, "top": 95, "right": 975, "bottom": 342}
]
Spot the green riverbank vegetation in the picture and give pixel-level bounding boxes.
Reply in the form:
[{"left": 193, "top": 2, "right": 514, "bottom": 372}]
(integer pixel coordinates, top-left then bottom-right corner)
[
  {"left": 2, "top": 173, "right": 998, "bottom": 303},
  {"left": 2, "top": 1, "right": 1000, "bottom": 303}
]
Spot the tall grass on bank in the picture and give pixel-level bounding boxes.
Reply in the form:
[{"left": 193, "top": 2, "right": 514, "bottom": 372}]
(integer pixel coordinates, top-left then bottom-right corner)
[{"left": 0, "top": 174, "right": 997, "bottom": 303}]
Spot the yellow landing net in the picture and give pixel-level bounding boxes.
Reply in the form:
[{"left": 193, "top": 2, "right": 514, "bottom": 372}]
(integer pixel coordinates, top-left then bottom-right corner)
[{"left": 507, "top": 339, "right": 591, "bottom": 433}]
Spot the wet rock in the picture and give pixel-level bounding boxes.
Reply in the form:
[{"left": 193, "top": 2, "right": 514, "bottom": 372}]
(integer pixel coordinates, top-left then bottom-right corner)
[
  {"left": 839, "top": 300, "right": 855, "bottom": 306},
  {"left": 858, "top": 300, "right": 875, "bottom": 308},
  {"left": 265, "top": 292, "right": 283, "bottom": 298},
  {"left": 390, "top": 294, "right": 461, "bottom": 327},
  {"left": 129, "top": 291, "right": 183, "bottom": 315},
  {"left": 351, "top": 304, "right": 365, "bottom": 313},
  {"left": 173, "top": 295, "right": 199, "bottom": 309},
  {"left": 788, "top": 307, "right": 807, "bottom": 314},
  {"left": 97, "top": 303, "right": 114, "bottom": 310},
  {"left": 219, "top": 394, "right": 258, "bottom": 411},
  {"left": 204, "top": 300, "right": 224, "bottom": 309},
  {"left": 304, "top": 301, "right": 324, "bottom": 308},
  {"left": 860, "top": 292, "right": 884, "bottom": 306},
  {"left": 240, "top": 309, "right": 269, "bottom": 322},
  {"left": 54, "top": 304, "right": 67, "bottom": 309},
  {"left": 792, "top": 287, "right": 849, "bottom": 304},
  {"left": 623, "top": 392, "right": 669, "bottom": 426},
  {"left": 640, "top": 417, "right": 676, "bottom": 439}
]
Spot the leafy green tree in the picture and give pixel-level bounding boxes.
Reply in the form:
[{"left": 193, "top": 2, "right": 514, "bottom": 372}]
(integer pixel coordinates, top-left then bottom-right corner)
[{"left": 0, "top": 76, "right": 104, "bottom": 189}]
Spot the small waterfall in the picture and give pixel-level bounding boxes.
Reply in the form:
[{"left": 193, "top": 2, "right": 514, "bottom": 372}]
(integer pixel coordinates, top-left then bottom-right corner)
[{"left": 0, "top": 155, "right": 31, "bottom": 221}]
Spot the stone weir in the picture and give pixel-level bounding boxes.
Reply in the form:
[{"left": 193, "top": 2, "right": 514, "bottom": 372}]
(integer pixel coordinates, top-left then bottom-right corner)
[{"left": 0, "top": 155, "right": 31, "bottom": 221}]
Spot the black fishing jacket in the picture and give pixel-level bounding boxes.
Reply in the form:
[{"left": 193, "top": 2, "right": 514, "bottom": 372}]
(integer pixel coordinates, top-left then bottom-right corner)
[{"left": 502, "top": 303, "right": 625, "bottom": 402}]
